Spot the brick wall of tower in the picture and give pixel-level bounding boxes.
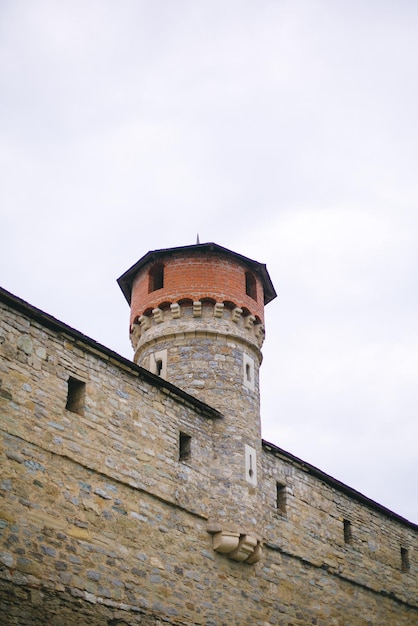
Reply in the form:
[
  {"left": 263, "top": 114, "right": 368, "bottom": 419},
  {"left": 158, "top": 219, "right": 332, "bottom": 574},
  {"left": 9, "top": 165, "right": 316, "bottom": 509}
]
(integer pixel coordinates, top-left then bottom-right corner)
[{"left": 129, "top": 250, "right": 265, "bottom": 326}]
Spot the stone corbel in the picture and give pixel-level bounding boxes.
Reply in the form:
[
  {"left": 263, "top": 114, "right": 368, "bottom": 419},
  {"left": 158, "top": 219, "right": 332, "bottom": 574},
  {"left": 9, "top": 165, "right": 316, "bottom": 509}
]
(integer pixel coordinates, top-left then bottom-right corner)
[
  {"left": 208, "top": 523, "right": 262, "bottom": 564},
  {"left": 244, "top": 315, "right": 256, "bottom": 329},
  {"left": 193, "top": 301, "right": 202, "bottom": 317},
  {"left": 231, "top": 307, "right": 243, "bottom": 323},
  {"left": 139, "top": 315, "right": 152, "bottom": 332},
  {"left": 170, "top": 303, "right": 181, "bottom": 319},
  {"left": 212, "top": 531, "right": 240, "bottom": 554},
  {"left": 254, "top": 324, "right": 265, "bottom": 347},
  {"left": 214, "top": 302, "right": 224, "bottom": 318},
  {"left": 246, "top": 542, "right": 262, "bottom": 564},
  {"left": 228, "top": 534, "right": 258, "bottom": 561},
  {"left": 130, "top": 324, "right": 142, "bottom": 349},
  {"left": 152, "top": 308, "right": 164, "bottom": 324}
]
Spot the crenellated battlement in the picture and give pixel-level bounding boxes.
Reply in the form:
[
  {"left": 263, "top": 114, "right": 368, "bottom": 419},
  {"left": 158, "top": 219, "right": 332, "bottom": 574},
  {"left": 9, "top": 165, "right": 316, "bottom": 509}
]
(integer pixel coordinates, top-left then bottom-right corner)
[{"left": 130, "top": 299, "right": 266, "bottom": 355}]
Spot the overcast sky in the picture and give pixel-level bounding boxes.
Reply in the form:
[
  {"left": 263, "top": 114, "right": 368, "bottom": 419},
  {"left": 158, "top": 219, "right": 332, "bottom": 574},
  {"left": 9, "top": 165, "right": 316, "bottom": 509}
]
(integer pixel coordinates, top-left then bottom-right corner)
[{"left": 1, "top": 0, "right": 417, "bottom": 523}]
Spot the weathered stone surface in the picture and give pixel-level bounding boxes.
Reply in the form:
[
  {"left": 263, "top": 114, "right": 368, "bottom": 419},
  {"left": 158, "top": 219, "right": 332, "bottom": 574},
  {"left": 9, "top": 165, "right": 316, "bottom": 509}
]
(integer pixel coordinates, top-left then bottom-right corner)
[{"left": 0, "top": 267, "right": 417, "bottom": 625}]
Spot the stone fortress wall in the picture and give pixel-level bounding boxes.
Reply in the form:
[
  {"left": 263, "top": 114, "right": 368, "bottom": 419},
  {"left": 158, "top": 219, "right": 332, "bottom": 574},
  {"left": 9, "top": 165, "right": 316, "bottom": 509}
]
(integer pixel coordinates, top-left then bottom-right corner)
[{"left": 0, "top": 242, "right": 417, "bottom": 625}]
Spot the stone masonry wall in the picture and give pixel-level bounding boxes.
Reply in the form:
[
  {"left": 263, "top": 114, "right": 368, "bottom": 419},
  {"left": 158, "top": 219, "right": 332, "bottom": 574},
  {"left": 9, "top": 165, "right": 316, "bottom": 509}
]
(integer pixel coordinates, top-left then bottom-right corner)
[
  {"left": 0, "top": 292, "right": 417, "bottom": 625},
  {"left": 260, "top": 445, "right": 417, "bottom": 615}
]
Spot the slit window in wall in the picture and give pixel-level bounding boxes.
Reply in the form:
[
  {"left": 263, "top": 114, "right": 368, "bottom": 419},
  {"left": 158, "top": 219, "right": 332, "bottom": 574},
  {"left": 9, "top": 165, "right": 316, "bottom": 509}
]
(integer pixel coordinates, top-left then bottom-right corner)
[
  {"left": 276, "top": 482, "right": 287, "bottom": 515},
  {"left": 149, "top": 263, "right": 164, "bottom": 292},
  {"left": 179, "top": 432, "right": 191, "bottom": 461},
  {"left": 65, "top": 377, "right": 85, "bottom": 416},
  {"left": 245, "top": 271, "right": 257, "bottom": 301},
  {"left": 343, "top": 519, "right": 352, "bottom": 544},
  {"left": 401, "top": 547, "right": 410, "bottom": 572},
  {"left": 150, "top": 349, "right": 167, "bottom": 378},
  {"left": 245, "top": 444, "right": 257, "bottom": 486},
  {"left": 243, "top": 353, "right": 255, "bottom": 391}
]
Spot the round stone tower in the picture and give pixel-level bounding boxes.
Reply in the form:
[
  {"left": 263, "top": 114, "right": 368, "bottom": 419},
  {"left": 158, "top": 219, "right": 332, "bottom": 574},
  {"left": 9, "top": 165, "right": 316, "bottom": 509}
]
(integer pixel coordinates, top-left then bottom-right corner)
[{"left": 118, "top": 242, "right": 276, "bottom": 551}]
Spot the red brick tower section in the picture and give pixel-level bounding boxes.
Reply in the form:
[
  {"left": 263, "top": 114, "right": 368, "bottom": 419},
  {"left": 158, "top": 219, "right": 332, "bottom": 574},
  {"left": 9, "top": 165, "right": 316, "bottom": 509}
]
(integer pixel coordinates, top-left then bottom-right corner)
[
  {"left": 118, "top": 244, "right": 275, "bottom": 406},
  {"left": 127, "top": 246, "right": 267, "bottom": 327},
  {"left": 118, "top": 242, "right": 276, "bottom": 552}
]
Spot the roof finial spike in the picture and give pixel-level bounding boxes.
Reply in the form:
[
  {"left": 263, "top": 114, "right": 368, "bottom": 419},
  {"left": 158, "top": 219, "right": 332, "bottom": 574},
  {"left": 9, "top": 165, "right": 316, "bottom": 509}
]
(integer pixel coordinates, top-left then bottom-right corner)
[{"left": 196, "top": 233, "right": 200, "bottom": 245}]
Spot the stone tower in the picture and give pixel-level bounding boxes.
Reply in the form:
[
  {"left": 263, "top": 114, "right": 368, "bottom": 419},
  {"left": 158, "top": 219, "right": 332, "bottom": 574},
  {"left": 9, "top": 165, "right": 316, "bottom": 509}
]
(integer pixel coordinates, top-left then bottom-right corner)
[{"left": 118, "top": 242, "right": 276, "bottom": 557}]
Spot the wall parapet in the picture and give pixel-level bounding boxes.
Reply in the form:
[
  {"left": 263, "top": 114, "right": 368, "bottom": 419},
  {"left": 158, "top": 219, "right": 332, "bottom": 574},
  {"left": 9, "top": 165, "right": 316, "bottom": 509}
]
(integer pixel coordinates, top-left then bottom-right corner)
[
  {"left": 262, "top": 440, "right": 418, "bottom": 531},
  {"left": 0, "top": 288, "right": 222, "bottom": 422},
  {"left": 130, "top": 299, "right": 266, "bottom": 354}
]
